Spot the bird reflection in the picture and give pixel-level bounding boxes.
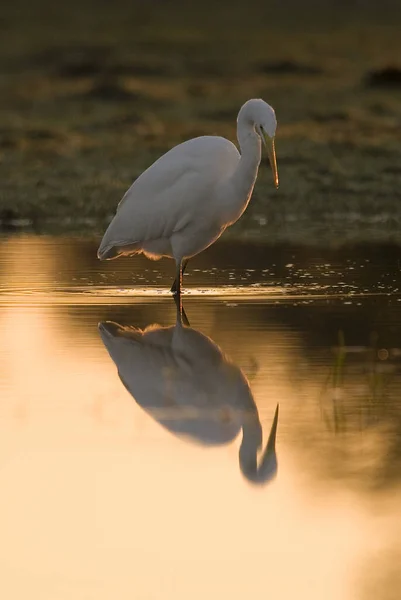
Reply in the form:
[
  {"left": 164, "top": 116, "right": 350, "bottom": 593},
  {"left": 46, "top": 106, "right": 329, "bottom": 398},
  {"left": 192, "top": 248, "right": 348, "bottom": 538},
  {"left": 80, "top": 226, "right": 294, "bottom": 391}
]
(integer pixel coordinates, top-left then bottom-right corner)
[{"left": 98, "top": 306, "right": 279, "bottom": 484}]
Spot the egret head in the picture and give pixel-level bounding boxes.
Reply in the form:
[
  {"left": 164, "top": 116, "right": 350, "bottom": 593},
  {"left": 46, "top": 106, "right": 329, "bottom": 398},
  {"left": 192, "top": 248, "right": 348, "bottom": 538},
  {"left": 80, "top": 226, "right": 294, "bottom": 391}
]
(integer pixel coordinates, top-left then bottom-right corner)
[{"left": 238, "top": 98, "right": 279, "bottom": 188}]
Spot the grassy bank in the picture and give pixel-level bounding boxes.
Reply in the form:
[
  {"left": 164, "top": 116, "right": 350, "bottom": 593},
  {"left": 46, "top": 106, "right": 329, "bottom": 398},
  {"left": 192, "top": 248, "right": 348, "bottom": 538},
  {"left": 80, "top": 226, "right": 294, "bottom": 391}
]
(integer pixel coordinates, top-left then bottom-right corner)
[{"left": 0, "top": 0, "right": 400, "bottom": 241}]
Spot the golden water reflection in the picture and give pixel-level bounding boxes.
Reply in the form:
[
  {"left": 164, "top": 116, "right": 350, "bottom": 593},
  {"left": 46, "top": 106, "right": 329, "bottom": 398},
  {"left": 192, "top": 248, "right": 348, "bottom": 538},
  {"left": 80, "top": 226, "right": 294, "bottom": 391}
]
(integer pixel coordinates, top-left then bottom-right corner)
[{"left": 1, "top": 235, "right": 401, "bottom": 599}]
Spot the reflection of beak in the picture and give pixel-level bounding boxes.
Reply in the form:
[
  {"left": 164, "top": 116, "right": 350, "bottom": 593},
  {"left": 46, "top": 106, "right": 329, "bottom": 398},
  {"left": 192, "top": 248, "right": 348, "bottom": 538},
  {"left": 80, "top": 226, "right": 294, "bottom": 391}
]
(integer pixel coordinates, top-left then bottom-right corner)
[
  {"left": 266, "top": 403, "right": 279, "bottom": 450},
  {"left": 265, "top": 135, "right": 279, "bottom": 189}
]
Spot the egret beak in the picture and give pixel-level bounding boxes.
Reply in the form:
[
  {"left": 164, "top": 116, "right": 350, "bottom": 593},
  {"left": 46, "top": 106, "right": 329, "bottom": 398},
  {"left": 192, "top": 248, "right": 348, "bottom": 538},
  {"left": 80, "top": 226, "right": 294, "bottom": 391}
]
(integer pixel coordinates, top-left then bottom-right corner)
[
  {"left": 266, "top": 135, "right": 279, "bottom": 189},
  {"left": 257, "top": 126, "right": 279, "bottom": 189}
]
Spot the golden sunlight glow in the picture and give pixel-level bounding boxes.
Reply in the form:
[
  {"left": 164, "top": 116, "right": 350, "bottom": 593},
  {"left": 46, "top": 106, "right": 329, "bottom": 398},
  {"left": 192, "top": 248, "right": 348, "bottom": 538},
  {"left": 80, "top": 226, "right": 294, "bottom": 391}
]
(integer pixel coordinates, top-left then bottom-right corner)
[{"left": 0, "top": 237, "right": 400, "bottom": 600}]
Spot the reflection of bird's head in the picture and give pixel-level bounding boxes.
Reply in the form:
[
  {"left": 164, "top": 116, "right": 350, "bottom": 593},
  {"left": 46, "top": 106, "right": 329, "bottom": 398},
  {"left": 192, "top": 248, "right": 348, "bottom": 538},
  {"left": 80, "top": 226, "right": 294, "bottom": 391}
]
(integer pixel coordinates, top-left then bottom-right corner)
[{"left": 239, "top": 404, "right": 279, "bottom": 485}]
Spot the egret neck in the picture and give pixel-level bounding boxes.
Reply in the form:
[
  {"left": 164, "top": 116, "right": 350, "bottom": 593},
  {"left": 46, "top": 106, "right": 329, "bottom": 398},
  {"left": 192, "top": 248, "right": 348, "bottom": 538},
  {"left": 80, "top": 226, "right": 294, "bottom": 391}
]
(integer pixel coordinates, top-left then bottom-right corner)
[{"left": 222, "top": 121, "right": 262, "bottom": 226}]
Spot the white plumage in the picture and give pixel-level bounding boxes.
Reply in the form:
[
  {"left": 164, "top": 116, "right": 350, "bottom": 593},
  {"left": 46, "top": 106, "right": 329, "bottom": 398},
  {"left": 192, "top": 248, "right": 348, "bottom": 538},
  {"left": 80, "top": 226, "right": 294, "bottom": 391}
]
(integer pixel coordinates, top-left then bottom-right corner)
[{"left": 97, "top": 98, "right": 278, "bottom": 294}]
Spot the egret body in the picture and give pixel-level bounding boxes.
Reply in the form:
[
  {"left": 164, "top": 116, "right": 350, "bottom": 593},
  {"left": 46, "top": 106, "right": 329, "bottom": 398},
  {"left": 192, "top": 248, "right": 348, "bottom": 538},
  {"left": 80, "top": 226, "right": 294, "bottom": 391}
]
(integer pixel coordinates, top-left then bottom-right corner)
[{"left": 97, "top": 98, "right": 278, "bottom": 294}]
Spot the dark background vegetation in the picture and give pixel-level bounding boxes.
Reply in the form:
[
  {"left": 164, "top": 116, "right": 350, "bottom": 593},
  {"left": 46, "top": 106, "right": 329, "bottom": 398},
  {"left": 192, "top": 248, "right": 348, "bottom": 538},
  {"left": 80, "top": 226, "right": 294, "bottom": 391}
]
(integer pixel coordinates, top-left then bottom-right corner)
[{"left": 0, "top": 0, "right": 401, "bottom": 240}]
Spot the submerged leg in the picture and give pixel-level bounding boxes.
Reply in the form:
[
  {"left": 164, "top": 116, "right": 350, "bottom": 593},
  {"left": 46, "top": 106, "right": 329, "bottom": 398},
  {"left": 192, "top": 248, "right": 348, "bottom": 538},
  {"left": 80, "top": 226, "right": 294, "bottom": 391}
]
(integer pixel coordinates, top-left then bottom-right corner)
[{"left": 170, "top": 259, "right": 188, "bottom": 293}]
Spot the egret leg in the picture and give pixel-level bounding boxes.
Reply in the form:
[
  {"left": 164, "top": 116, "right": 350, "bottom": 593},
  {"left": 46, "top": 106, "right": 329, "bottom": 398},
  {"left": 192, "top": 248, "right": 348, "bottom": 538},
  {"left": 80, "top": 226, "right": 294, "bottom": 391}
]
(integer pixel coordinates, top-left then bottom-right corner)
[
  {"left": 170, "top": 259, "right": 188, "bottom": 294},
  {"left": 173, "top": 259, "right": 183, "bottom": 316},
  {"left": 174, "top": 295, "right": 190, "bottom": 327},
  {"left": 174, "top": 259, "right": 182, "bottom": 295}
]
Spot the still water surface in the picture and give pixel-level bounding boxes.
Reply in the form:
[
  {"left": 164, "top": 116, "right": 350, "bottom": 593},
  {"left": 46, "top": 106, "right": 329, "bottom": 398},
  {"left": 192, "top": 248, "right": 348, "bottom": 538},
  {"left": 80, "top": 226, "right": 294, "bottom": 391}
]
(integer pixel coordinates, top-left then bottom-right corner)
[{"left": 1, "top": 234, "right": 401, "bottom": 599}]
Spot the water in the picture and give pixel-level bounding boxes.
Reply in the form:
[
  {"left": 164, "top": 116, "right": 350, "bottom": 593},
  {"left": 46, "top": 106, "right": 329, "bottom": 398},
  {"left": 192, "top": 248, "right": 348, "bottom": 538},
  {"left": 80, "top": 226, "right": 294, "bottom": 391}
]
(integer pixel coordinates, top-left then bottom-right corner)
[{"left": 1, "top": 233, "right": 401, "bottom": 599}]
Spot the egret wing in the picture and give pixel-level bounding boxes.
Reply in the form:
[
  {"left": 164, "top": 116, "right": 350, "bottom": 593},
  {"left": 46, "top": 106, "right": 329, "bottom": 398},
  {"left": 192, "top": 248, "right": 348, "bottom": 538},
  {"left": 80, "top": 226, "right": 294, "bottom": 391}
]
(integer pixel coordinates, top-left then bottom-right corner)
[{"left": 98, "top": 136, "right": 239, "bottom": 257}]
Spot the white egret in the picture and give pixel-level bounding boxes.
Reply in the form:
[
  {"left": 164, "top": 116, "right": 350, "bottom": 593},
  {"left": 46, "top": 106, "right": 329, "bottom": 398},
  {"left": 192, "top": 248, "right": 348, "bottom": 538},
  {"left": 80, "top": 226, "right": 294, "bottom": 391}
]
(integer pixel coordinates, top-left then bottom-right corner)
[
  {"left": 97, "top": 98, "right": 278, "bottom": 294},
  {"left": 98, "top": 307, "right": 279, "bottom": 484}
]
